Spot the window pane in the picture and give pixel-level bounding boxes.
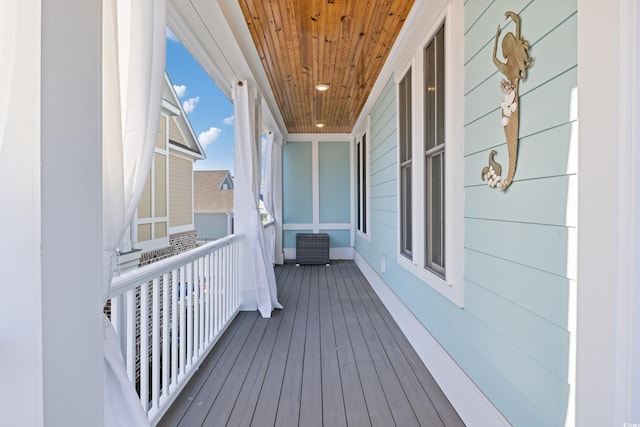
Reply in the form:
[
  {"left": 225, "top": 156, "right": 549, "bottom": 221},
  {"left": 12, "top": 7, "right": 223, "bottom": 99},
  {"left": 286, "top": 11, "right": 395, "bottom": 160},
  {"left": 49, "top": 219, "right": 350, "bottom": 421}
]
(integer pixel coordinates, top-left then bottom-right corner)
[
  {"left": 356, "top": 142, "right": 361, "bottom": 231},
  {"left": 429, "top": 152, "right": 444, "bottom": 268},
  {"left": 424, "top": 40, "right": 435, "bottom": 151},
  {"left": 436, "top": 25, "right": 445, "bottom": 146},
  {"left": 399, "top": 68, "right": 413, "bottom": 258},
  {"left": 399, "top": 70, "right": 412, "bottom": 162},
  {"left": 402, "top": 164, "right": 412, "bottom": 255},
  {"left": 362, "top": 134, "right": 367, "bottom": 234}
]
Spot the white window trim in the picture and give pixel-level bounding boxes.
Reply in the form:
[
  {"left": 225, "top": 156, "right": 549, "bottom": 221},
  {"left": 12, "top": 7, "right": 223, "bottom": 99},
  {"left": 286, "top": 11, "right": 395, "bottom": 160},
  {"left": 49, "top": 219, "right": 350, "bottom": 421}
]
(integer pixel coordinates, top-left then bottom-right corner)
[
  {"left": 396, "top": 2, "right": 464, "bottom": 307},
  {"left": 356, "top": 115, "right": 371, "bottom": 240}
]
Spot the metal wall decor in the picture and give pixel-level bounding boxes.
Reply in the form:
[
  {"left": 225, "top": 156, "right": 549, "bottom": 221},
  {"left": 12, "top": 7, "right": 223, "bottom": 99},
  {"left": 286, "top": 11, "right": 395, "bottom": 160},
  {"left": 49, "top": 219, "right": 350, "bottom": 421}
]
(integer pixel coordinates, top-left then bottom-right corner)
[{"left": 481, "top": 11, "right": 533, "bottom": 191}]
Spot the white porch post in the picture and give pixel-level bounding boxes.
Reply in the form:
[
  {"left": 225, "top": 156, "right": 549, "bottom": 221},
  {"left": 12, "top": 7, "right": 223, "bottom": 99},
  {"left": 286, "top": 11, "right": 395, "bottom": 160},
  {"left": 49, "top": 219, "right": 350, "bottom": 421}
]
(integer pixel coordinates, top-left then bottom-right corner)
[
  {"left": 577, "top": 0, "right": 640, "bottom": 425},
  {"left": 273, "top": 138, "right": 284, "bottom": 265},
  {"left": 0, "top": 1, "right": 104, "bottom": 426}
]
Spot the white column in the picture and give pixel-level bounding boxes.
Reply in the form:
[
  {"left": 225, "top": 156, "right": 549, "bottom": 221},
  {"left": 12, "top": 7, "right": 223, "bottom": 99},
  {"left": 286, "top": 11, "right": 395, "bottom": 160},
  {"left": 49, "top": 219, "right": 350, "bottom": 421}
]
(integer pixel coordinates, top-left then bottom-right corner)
[
  {"left": 273, "top": 139, "right": 284, "bottom": 264},
  {"left": 577, "top": 0, "right": 640, "bottom": 425},
  {"left": 0, "top": 1, "right": 104, "bottom": 425}
]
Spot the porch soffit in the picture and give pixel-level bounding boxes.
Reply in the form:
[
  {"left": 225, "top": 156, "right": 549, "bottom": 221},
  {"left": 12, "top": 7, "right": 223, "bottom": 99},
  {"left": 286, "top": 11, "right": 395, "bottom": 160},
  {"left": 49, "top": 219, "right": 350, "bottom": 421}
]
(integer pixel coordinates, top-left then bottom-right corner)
[{"left": 238, "top": 0, "right": 414, "bottom": 134}]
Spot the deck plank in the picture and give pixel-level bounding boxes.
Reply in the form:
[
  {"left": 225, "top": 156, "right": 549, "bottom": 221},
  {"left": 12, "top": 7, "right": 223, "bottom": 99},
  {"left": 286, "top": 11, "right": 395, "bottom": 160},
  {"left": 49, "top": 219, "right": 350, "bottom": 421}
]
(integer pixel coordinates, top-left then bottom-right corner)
[
  {"left": 251, "top": 264, "right": 304, "bottom": 426},
  {"left": 158, "top": 260, "right": 464, "bottom": 427},
  {"left": 299, "top": 266, "right": 323, "bottom": 426},
  {"left": 317, "top": 265, "right": 347, "bottom": 427}
]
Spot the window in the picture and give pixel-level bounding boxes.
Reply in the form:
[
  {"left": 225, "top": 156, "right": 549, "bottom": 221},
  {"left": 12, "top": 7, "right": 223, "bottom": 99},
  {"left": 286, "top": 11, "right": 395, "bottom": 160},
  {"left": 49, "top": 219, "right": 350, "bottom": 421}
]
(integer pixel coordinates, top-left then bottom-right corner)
[
  {"left": 395, "top": 9, "right": 463, "bottom": 306},
  {"left": 399, "top": 68, "right": 413, "bottom": 257},
  {"left": 356, "top": 118, "right": 370, "bottom": 235},
  {"left": 424, "top": 24, "right": 445, "bottom": 277}
]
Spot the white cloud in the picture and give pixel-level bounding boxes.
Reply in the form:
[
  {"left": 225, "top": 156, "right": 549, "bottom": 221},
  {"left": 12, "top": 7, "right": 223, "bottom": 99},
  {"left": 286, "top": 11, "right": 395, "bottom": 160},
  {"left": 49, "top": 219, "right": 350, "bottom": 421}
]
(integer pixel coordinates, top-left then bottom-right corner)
[
  {"left": 173, "top": 84, "right": 186, "bottom": 98},
  {"left": 182, "top": 96, "right": 200, "bottom": 113},
  {"left": 198, "top": 127, "right": 222, "bottom": 148},
  {"left": 166, "top": 28, "right": 178, "bottom": 42},
  {"left": 223, "top": 115, "right": 234, "bottom": 125}
]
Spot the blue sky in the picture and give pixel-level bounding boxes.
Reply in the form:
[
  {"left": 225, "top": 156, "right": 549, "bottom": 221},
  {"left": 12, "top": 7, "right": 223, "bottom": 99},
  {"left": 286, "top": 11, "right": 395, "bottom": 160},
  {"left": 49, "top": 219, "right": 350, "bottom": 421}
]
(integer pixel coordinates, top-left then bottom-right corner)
[{"left": 165, "top": 29, "right": 235, "bottom": 173}]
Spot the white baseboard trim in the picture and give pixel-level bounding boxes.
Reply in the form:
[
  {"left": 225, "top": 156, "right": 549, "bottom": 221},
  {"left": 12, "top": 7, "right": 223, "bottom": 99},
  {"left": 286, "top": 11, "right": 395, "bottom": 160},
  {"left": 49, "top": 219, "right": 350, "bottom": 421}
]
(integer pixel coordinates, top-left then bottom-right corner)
[
  {"left": 283, "top": 246, "right": 354, "bottom": 261},
  {"left": 353, "top": 250, "right": 510, "bottom": 427}
]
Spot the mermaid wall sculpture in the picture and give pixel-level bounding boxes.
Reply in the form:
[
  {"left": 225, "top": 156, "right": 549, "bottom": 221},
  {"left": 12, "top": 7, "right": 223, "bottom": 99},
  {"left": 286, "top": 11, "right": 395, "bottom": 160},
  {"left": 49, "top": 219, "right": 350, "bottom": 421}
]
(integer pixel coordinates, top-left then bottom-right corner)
[{"left": 481, "top": 11, "right": 533, "bottom": 191}]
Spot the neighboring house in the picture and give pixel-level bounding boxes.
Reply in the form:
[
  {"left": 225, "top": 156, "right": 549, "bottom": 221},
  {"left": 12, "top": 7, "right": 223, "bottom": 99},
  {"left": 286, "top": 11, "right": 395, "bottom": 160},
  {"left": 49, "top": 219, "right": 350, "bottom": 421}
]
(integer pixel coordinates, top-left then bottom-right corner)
[
  {"left": 194, "top": 170, "right": 234, "bottom": 242},
  {"left": 118, "top": 73, "right": 205, "bottom": 272}
]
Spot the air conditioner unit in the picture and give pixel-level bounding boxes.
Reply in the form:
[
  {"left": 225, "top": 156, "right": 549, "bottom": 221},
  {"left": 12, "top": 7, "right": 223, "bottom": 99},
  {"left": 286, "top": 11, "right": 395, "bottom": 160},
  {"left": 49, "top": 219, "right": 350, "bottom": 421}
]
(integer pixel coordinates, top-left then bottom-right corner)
[{"left": 295, "top": 233, "right": 330, "bottom": 266}]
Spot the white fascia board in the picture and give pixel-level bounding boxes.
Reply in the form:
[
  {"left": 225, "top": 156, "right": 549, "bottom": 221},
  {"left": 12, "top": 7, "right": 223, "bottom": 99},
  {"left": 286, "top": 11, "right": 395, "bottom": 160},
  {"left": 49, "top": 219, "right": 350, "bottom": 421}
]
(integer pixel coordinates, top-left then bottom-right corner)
[
  {"left": 162, "top": 99, "right": 181, "bottom": 116},
  {"left": 169, "top": 144, "right": 203, "bottom": 161},
  {"left": 286, "top": 133, "right": 352, "bottom": 142}
]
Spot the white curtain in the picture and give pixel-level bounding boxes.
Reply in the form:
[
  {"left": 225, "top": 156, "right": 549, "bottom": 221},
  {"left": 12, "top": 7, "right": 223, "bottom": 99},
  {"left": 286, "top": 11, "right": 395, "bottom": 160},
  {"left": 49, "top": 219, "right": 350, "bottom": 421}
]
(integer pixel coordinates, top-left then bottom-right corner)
[
  {"left": 233, "top": 81, "right": 282, "bottom": 317},
  {"left": 262, "top": 132, "right": 282, "bottom": 264},
  {"left": 0, "top": 0, "right": 18, "bottom": 156},
  {"left": 102, "top": 0, "right": 166, "bottom": 425}
]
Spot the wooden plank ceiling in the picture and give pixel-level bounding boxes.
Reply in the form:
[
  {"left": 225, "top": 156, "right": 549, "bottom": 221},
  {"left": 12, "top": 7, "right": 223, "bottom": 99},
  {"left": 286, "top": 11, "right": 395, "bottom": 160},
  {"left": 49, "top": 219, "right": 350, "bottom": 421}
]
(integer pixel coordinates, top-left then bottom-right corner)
[{"left": 238, "top": 0, "right": 414, "bottom": 134}]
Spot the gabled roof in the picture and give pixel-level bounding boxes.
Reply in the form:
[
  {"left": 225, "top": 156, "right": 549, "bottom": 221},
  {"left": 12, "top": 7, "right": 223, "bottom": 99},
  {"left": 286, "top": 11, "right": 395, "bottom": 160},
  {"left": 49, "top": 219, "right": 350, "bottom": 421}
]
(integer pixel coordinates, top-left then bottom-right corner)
[
  {"left": 194, "top": 170, "right": 234, "bottom": 214},
  {"left": 163, "top": 73, "right": 205, "bottom": 159}
]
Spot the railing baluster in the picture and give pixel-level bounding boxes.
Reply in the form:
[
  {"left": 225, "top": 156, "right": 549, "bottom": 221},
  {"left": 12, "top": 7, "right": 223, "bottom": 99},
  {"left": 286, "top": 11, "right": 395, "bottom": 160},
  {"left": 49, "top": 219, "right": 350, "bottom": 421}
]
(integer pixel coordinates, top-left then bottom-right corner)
[
  {"left": 199, "top": 255, "right": 205, "bottom": 352},
  {"left": 151, "top": 277, "right": 160, "bottom": 411},
  {"left": 171, "top": 268, "right": 178, "bottom": 390},
  {"left": 193, "top": 258, "right": 199, "bottom": 360},
  {"left": 140, "top": 281, "right": 149, "bottom": 411},
  {"left": 179, "top": 265, "right": 186, "bottom": 378},
  {"left": 162, "top": 272, "right": 169, "bottom": 404},
  {"left": 204, "top": 253, "right": 210, "bottom": 345},
  {"left": 186, "top": 262, "right": 193, "bottom": 368},
  {"left": 126, "top": 289, "right": 136, "bottom": 383}
]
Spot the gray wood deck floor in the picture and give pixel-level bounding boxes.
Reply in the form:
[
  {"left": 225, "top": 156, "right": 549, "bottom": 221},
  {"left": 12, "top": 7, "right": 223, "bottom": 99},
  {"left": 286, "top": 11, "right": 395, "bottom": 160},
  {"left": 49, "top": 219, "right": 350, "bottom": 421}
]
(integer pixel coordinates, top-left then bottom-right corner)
[{"left": 158, "top": 260, "right": 464, "bottom": 427}]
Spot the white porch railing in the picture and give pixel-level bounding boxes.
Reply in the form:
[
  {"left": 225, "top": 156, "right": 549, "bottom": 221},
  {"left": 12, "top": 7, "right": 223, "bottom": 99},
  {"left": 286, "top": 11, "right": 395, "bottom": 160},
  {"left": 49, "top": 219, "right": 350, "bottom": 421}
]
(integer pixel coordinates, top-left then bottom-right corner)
[{"left": 108, "top": 234, "right": 241, "bottom": 425}]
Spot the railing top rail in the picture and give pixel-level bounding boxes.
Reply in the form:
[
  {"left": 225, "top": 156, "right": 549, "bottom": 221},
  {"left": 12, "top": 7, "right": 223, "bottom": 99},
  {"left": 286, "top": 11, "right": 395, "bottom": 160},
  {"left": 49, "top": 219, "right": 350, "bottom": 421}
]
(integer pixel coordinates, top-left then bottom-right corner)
[{"left": 109, "top": 234, "right": 242, "bottom": 298}]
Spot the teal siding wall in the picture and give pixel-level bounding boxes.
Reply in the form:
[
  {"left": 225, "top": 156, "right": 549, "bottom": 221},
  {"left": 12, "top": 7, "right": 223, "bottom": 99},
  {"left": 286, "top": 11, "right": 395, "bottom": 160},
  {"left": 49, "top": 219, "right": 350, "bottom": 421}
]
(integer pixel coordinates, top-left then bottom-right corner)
[
  {"left": 355, "top": 1, "right": 577, "bottom": 426},
  {"left": 319, "top": 141, "right": 350, "bottom": 223},
  {"left": 283, "top": 141, "right": 313, "bottom": 224},
  {"left": 282, "top": 139, "right": 351, "bottom": 250}
]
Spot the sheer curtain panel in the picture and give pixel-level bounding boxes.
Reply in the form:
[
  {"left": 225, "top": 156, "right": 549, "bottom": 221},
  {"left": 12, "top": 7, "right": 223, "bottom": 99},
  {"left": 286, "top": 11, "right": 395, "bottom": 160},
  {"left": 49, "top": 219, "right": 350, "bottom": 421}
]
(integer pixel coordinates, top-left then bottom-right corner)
[
  {"left": 0, "top": 1, "right": 17, "bottom": 155},
  {"left": 233, "top": 81, "right": 282, "bottom": 317},
  {"left": 102, "top": 0, "right": 166, "bottom": 425}
]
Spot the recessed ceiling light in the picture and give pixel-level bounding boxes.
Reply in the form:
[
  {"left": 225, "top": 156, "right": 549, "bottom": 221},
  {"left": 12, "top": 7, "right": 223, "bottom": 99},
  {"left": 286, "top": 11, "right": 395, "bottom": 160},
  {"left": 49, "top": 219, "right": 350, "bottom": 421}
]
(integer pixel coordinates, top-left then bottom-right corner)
[
  {"left": 316, "top": 123, "right": 325, "bottom": 128},
  {"left": 315, "top": 84, "right": 330, "bottom": 91}
]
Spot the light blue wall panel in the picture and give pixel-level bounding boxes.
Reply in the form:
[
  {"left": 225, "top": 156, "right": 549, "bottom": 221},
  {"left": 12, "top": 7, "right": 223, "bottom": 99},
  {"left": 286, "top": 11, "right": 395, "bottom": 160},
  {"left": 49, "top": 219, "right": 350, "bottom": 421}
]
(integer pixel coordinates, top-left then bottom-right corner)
[
  {"left": 319, "top": 229, "right": 350, "bottom": 247},
  {"left": 283, "top": 141, "right": 313, "bottom": 223},
  {"left": 319, "top": 141, "right": 350, "bottom": 223},
  {"left": 283, "top": 229, "right": 312, "bottom": 249}
]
